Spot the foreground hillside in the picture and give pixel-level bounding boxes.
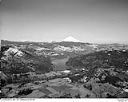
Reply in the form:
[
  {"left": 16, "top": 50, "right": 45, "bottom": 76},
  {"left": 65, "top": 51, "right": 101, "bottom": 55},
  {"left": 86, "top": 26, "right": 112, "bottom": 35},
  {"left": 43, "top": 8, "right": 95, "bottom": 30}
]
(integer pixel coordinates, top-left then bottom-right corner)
[
  {"left": 1, "top": 40, "right": 128, "bottom": 98},
  {"left": 66, "top": 49, "right": 128, "bottom": 71}
]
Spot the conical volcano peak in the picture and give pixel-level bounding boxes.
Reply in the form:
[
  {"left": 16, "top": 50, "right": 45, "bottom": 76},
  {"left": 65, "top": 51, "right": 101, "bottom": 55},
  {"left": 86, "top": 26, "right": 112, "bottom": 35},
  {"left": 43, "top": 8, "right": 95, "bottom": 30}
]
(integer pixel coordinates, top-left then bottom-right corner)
[{"left": 63, "top": 36, "right": 80, "bottom": 42}]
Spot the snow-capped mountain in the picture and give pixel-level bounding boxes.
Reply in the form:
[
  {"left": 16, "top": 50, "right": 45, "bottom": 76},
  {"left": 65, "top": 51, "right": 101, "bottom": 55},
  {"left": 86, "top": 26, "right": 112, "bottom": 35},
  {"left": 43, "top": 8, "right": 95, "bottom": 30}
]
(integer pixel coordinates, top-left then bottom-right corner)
[{"left": 63, "top": 36, "right": 80, "bottom": 42}]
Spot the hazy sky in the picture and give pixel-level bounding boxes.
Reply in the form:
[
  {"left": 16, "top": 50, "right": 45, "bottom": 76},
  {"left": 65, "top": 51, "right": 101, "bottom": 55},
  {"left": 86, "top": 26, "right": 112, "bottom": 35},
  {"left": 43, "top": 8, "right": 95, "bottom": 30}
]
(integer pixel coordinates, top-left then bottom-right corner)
[{"left": 0, "top": 0, "right": 128, "bottom": 43}]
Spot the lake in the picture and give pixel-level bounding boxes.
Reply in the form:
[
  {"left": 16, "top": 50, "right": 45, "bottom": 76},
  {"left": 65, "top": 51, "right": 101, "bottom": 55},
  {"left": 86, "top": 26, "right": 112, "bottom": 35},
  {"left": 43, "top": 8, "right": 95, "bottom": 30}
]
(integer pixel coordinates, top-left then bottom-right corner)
[{"left": 52, "top": 57, "right": 69, "bottom": 71}]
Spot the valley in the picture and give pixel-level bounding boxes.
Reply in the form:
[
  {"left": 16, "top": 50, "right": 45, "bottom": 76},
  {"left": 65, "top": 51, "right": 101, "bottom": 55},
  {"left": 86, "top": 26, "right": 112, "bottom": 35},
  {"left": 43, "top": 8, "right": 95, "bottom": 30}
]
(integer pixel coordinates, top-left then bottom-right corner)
[{"left": 1, "top": 40, "right": 128, "bottom": 98}]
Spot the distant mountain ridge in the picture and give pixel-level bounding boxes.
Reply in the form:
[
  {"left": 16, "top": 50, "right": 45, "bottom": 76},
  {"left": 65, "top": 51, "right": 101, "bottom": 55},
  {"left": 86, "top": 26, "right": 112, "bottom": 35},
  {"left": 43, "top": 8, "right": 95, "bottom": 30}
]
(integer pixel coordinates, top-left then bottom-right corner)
[{"left": 1, "top": 40, "right": 128, "bottom": 59}]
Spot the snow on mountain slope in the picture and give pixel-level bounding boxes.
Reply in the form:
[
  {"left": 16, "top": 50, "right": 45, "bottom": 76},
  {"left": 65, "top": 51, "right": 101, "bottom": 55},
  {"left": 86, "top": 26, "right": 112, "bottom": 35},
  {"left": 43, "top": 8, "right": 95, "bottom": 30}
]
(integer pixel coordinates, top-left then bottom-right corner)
[
  {"left": 54, "top": 45, "right": 72, "bottom": 52},
  {"left": 63, "top": 36, "right": 80, "bottom": 42},
  {"left": 4, "top": 47, "right": 23, "bottom": 57},
  {"left": 36, "top": 47, "right": 50, "bottom": 51},
  {"left": 88, "top": 44, "right": 98, "bottom": 49},
  {"left": 54, "top": 45, "right": 85, "bottom": 52}
]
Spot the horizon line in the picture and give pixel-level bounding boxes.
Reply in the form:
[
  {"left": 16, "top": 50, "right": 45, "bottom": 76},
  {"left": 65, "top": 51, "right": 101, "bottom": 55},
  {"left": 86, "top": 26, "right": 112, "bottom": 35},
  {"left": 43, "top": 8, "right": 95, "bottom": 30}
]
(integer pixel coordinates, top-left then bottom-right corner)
[{"left": 1, "top": 39, "right": 128, "bottom": 45}]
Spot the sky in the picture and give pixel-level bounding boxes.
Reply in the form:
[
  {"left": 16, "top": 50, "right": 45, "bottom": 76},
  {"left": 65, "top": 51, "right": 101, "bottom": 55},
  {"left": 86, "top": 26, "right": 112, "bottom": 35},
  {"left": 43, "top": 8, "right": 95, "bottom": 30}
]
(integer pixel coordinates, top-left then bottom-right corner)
[{"left": 0, "top": 0, "right": 128, "bottom": 43}]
